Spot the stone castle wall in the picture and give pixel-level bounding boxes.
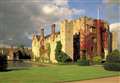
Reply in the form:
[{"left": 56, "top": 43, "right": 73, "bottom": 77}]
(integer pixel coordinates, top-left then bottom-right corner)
[{"left": 32, "top": 16, "right": 110, "bottom": 63}]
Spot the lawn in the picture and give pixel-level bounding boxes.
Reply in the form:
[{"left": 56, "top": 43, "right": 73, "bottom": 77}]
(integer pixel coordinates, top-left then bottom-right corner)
[{"left": 0, "top": 65, "right": 119, "bottom": 83}]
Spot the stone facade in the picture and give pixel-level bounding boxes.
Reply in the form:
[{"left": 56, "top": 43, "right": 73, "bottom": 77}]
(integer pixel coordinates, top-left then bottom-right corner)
[
  {"left": 112, "top": 32, "right": 120, "bottom": 50},
  {"left": 112, "top": 32, "right": 118, "bottom": 50},
  {"left": 60, "top": 20, "right": 73, "bottom": 59},
  {"left": 32, "top": 24, "right": 60, "bottom": 63},
  {"left": 32, "top": 16, "right": 111, "bottom": 63},
  {"left": 60, "top": 17, "right": 110, "bottom": 60},
  {"left": 110, "top": 23, "right": 120, "bottom": 51}
]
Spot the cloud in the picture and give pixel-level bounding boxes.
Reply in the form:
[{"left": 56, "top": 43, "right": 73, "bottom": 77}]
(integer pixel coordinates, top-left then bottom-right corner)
[
  {"left": 0, "top": 0, "right": 85, "bottom": 46},
  {"left": 42, "top": 5, "right": 57, "bottom": 15},
  {"left": 53, "top": 0, "right": 68, "bottom": 6}
]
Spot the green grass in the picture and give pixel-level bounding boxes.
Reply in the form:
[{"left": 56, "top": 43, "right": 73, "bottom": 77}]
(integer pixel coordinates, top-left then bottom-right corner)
[{"left": 0, "top": 65, "right": 119, "bottom": 83}]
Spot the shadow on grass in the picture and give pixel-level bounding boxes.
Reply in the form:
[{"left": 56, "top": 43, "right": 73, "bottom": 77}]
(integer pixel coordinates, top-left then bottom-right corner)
[{"left": 0, "top": 67, "right": 30, "bottom": 72}]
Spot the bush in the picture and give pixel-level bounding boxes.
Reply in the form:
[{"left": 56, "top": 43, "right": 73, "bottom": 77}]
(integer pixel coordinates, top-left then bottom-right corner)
[
  {"left": 0, "top": 54, "right": 8, "bottom": 71},
  {"left": 106, "top": 54, "right": 120, "bottom": 63},
  {"left": 109, "top": 49, "right": 120, "bottom": 56},
  {"left": 77, "top": 55, "right": 90, "bottom": 66},
  {"left": 14, "top": 50, "right": 31, "bottom": 60},
  {"left": 104, "top": 62, "right": 120, "bottom": 71},
  {"left": 93, "top": 55, "right": 102, "bottom": 64},
  {"left": 77, "top": 59, "right": 90, "bottom": 66},
  {"left": 55, "top": 41, "right": 72, "bottom": 63},
  {"left": 104, "top": 49, "right": 120, "bottom": 71}
]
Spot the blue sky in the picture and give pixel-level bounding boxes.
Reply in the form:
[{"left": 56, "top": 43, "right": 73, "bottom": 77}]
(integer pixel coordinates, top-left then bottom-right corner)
[{"left": 68, "top": 0, "right": 120, "bottom": 24}]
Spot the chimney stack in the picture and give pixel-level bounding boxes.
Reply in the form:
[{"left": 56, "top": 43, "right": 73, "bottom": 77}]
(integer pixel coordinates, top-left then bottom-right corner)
[
  {"left": 40, "top": 28, "right": 44, "bottom": 37},
  {"left": 51, "top": 24, "right": 56, "bottom": 35}
]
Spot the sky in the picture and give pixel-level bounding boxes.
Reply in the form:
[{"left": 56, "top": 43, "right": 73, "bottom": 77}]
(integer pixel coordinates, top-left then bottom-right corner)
[{"left": 0, "top": 0, "right": 120, "bottom": 47}]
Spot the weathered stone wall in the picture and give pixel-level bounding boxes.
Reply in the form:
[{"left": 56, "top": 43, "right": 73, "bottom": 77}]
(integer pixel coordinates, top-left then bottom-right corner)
[{"left": 60, "top": 20, "right": 73, "bottom": 59}]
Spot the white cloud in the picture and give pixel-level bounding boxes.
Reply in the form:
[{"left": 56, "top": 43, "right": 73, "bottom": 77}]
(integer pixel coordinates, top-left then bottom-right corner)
[
  {"left": 42, "top": 4, "right": 58, "bottom": 15},
  {"left": 30, "top": 0, "right": 85, "bottom": 27}
]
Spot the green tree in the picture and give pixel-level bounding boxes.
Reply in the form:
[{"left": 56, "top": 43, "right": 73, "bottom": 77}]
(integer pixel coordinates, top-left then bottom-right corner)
[
  {"left": 55, "top": 41, "right": 71, "bottom": 63},
  {"left": 0, "top": 51, "right": 8, "bottom": 71},
  {"left": 104, "top": 49, "right": 120, "bottom": 71},
  {"left": 55, "top": 41, "right": 62, "bottom": 62}
]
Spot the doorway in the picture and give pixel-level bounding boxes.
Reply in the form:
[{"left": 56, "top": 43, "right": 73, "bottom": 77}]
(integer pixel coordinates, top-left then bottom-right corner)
[{"left": 73, "top": 33, "right": 80, "bottom": 62}]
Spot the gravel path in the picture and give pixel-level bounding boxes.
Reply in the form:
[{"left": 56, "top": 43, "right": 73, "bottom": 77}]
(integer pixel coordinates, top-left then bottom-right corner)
[{"left": 66, "top": 76, "right": 120, "bottom": 83}]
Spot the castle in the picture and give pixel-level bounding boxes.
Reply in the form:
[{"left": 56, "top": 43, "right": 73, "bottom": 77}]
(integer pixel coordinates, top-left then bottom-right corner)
[
  {"left": 110, "top": 23, "right": 120, "bottom": 50},
  {"left": 32, "top": 16, "right": 111, "bottom": 63}
]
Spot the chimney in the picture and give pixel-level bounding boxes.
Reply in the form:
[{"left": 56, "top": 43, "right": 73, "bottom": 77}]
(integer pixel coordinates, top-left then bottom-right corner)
[
  {"left": 40, "top": 28, "right": 44, "bottom": 37},
  {"left": 51, "top": 24, "right": 56, "bottom": 35},
  {"left": 32, "top": 32, "right": 35, "bottom": 40}
]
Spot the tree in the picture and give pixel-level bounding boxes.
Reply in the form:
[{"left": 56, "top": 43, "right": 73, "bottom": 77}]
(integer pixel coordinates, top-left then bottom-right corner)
[
  {"left": 104, "top": 49, "right": 120, "bottom": 71},
  {"left": 0, "top": 51, "right": 8, "bottom": 71},
  {"left": 15, "top": 44, "right": 31, "bottom": 60},
  {"left": 55, "top": 41, "right": 71, "bottom": 63}
]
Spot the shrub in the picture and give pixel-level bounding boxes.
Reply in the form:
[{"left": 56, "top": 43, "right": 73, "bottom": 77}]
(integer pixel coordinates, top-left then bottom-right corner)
[
  {"left": 77, "top": 55, "right": 90, "bottom": 66},
  {"left": 93, "top": 55, "right": 102, "bottom": 64},
  {"left": 15, "top": 50, "right": 31, "bottom": 60},
  {"left": 0, "top": 54, "right": 8, "bottom": 71},
  {"left": 109, "top": 49, "right": 120, "bottom": 56},
  {"left": 104, "top": 62, "right": 120, "bottom": 71},
  {"left": 55, "top": 41, "right": 72, "bottom": 63},
  {"left": 77, "top": 59, "right": 90, "bottom": 66},
  {"left": 106, "top": 54, "right": 120, "bottom": 63},
  {"left": 104, "top": 49, "right": 120, "bottom": 71}
]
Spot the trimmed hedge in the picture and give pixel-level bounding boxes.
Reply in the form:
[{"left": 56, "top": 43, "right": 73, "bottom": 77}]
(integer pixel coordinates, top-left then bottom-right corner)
[
  {"left": 104, "top": 62, "right": 120, "bottom": 71},
  {"left": 104, "top": 49, "right": 120, "bottom": 71},
  {"left": 0, "top": 55, "right": 8, "bottom": 71}
]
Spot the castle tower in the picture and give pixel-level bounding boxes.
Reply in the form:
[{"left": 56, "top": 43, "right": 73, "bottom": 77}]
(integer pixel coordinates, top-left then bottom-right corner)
[
  {"left": 60, "top": 20, "right": 73, "bottom": 59},
  {"left": 79, "top": 17, "right": 87, "bottom": 56},
  {"left": 96, "top": 20, "right": 103, "bottom": 56},
  {"left": 49, "top": 24, "right": 58, "bottom": 63},
  {"left": 32, "top": 32, "right": 41, "bottom": 60}
]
